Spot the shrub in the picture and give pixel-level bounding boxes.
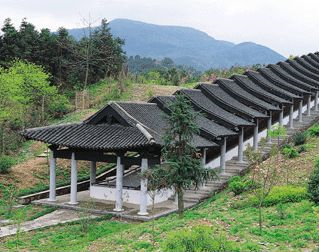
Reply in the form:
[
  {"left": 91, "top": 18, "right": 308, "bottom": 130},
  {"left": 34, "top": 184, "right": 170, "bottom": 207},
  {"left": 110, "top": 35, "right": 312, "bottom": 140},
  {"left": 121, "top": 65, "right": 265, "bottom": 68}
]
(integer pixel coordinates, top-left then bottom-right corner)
[
  {"left": 0, "top": 156, "right": 16, "bottom": 173},
  {"left": 308, "top": 159, "right": 319, "bottom": 204},
  {"left": 307, "top": 124, "right": 319, "bottom": 136},
  {"left": 282, "top": 145, "right": 299, "bottom": 159},
  {"left": 293, "top": 132, "right": 307, "bottom": 146},
  {"left": 162, "top": 226, "right": 237, "bottom": 252},
  {"left": 228, "top": 176, "right": 258, "bottom": 195},
  {"left": 249, "top": 186, "right": 307, "bottom": 207},
  {"left": 297, "top": 145, "right": 307, "bottom": 153}
]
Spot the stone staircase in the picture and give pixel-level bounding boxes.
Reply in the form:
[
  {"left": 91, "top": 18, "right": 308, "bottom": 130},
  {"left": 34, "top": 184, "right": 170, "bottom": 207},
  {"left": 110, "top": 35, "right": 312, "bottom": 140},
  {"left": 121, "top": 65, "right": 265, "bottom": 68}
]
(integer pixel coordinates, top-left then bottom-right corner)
[{"left": 182, "top": 109, "right": 319, "bottom": 205}]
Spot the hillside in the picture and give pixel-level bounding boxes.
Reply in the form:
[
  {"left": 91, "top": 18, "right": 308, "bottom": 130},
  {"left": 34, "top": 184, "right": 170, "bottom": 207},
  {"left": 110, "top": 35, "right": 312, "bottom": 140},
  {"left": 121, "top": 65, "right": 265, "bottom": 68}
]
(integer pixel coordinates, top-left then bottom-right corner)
[
  {"left": 68, "top": 19, "right": 286, "bottom": 70},
  {"left": 1, "top": 126, "right": 319, "bottom": 251}
]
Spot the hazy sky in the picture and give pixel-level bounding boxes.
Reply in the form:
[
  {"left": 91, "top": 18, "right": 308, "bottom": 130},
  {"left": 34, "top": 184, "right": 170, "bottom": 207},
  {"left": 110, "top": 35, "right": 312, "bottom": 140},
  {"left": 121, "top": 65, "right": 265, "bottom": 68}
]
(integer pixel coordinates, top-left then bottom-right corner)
[{"left": 0, "top": 0, "right": 318, "bottom": 57}]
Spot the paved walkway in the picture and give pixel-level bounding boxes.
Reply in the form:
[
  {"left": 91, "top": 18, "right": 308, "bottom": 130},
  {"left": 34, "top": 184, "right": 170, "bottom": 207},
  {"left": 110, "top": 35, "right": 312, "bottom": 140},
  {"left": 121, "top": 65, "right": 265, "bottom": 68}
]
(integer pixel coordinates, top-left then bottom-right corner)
[{"left": 0, "top": 209, "right": 100, "bottom": 238}]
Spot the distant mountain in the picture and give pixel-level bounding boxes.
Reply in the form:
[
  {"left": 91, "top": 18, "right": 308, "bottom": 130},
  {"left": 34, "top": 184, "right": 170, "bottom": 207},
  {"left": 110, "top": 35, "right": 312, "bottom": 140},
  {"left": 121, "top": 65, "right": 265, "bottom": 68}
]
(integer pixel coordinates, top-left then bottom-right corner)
[{"left": 67, "top": 19, "right": 285, "bottom": 70}]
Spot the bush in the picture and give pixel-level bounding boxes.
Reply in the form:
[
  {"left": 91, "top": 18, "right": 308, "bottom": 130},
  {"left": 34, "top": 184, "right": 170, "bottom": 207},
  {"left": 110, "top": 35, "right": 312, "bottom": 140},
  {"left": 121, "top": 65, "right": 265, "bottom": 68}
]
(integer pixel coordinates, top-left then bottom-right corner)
[
  {"left": 0, "top": 156, "right": 16, "bottom": 173},
  {"left": 282, "top": 145, "right": 299, "bottom": 159},
  {"left": 308, "top": 159, "right": 319, "bottom": 204},
  {"left": 293, "top": 132, "right": 307, "bottom": 146},
  {"left": 228, "top": 176, "right": 258, "bottom": 195},
  {"left": 307, "top": 124, "right": 319, "bottom": 137},
  {"left": 162, "top": 226, "right": 238, "bottom": 252},
  {"left": 247, "top": 186, "right": 308, "bottom": 207}
]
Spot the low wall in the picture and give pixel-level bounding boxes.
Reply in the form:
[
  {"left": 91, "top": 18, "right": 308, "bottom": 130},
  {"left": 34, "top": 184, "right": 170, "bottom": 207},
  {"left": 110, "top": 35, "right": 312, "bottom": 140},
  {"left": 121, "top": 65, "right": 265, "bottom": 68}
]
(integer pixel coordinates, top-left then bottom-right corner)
[{"left": 90, "top": 184, "right": 174, "bottom": 205}]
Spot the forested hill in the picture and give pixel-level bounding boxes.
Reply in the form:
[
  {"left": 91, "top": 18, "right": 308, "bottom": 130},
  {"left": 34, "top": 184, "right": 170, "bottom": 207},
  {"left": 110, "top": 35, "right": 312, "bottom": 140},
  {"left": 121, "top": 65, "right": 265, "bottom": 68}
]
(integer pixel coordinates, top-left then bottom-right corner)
[{"left": 68, "top": 18, "right": 286, "bottom": 70}]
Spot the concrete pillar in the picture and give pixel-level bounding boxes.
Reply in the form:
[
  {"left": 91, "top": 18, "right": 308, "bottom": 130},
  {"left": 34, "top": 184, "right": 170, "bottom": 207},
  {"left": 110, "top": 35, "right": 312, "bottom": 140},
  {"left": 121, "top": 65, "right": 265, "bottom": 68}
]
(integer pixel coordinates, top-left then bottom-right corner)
[
  {"left": 279, "top": 108, "right": 284, "bottom": 126},
  {"left": 315, "top": 91, "right": 318, "bottom": 111},
  {"left": 267, "top": 111, "right": 272, "bottom": 143},
  {"left": 253, "top": 119, "right": 259, "bottom": 151},
  {"left": 238, "top": 127, "right": 244, "bottom": 162},
  {"left": 220, "top": 137, "right": 226, "bottom": 172},
  {"left": 90, "top": 161, "right": 97, "bottom": 185},
  {"left": 289, "top": 104, "right": 294, "bottom": 129},
  {"left": 298, "top": 100, "right": 303, "bottom": 122},
  {"left": 202, "top": 148, "right": 207, "bottom": 166},
  {"left": 307, "top": 95, "right": 311, "bottom": 116},
  {"left": 138, "top": 158, "right": 149, "bottom": 215},
  {"left": 48, "top": 150, "right": 56, "bottom": 202},
  {"left": 69, "top": 152, "right": 78, "bottom": 205},
  {"left": 114, "top": 156, "right": 124, "bottom": 212}
]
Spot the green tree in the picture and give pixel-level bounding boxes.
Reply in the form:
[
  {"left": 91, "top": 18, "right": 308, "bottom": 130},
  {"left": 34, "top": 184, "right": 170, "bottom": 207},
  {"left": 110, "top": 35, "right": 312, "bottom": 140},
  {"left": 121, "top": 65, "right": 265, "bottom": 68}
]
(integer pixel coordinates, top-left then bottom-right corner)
[{"left": 143, "top": 94, "right": 215, "bottom": 217}]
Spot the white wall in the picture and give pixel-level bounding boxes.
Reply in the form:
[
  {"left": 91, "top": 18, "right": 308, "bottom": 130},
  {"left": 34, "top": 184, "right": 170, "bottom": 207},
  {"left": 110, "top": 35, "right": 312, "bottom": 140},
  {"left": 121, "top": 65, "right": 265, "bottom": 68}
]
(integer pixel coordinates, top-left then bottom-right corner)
[
  {"left": 205, "top": 102, "right": 313, "bottom": 169},
  {"left": 90, "top": 185, "right": 174, "bottom": 206}
]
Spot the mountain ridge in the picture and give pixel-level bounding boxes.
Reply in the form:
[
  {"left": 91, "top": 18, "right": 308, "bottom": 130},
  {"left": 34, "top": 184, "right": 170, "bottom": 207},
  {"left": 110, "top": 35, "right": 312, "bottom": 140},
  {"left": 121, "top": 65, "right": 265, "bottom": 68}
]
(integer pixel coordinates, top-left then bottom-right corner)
[{"left": 67, "top": 18, "right": 285, "bottom": 70}]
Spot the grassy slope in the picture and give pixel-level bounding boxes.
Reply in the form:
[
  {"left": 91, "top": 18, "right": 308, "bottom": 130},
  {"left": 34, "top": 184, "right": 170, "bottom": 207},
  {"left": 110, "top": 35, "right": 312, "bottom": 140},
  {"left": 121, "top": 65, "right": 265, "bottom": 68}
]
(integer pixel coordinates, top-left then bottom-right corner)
[{"left": 1, "top": 135, "right": 319, "bottom": 251}]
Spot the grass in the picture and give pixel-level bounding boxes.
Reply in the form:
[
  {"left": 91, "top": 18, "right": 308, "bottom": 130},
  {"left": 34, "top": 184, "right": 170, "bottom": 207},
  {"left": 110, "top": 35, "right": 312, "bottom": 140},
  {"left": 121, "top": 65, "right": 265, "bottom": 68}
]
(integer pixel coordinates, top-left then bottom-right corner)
[{"left": 2, "top": 136, "right": 319, "bottom": 251}]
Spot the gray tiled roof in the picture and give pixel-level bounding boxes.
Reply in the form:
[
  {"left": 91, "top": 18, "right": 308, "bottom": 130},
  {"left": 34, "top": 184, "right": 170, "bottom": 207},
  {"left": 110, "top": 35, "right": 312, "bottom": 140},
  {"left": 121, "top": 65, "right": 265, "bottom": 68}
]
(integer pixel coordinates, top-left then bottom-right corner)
[
  {"left": 231, "top": 74, "right": 291, "bottom": 105},
  {"left": 258, "top": 67, "right": 311, "bottom": 95},
  {"left": 277, "top": 62, "right": 319, "bottom": 88},
  {"left": 216, "top": 78, "right": 281, "bottom": 111},
  {"left": 302, "top": 55, "right": 319, "bottom": 69},
  {"left": 177, "top": 89, "right": 254, "bottom": 128},
  {"left": 295, "top": 57, "right": 319, "bottom": 75},
  {"left": 151, "top": 95, "right": 237, "bottom": 138},
  {"left": 198, "top": 84, "right": 268, "bottom": 119}
]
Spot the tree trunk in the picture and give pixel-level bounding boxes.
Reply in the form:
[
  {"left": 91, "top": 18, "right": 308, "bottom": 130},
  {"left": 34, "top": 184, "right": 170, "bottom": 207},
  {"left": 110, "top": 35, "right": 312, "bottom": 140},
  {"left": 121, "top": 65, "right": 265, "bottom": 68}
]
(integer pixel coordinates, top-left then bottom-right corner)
[
  {"left": 258, "top": 203, "right": 263, "bottom": 235},
  {"left": 177, "top": 189, "right": 184, "bottom": 218}
]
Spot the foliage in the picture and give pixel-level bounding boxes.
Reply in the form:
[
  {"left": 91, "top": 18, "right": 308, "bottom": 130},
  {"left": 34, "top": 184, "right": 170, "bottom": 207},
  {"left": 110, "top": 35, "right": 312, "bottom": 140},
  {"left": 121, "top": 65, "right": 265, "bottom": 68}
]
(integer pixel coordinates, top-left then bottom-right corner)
[
  {"left": 228, "top": 176, "right": 258, "bottom": 195},
  {"left": 308, "top": 158, "right": 319, "bottom": 204},
  {"left": 282, "top": 145, "right": 299, "bottom": 159},
  {"left": 248, "top": 186, "right": 308, "bottom": 207},
  {"left": 143, "top": 94, "right": 216, "bottom": 217},
  {"left": 0, "top": 18, "right": 125, "bottom": 89},
  {"left": 0, "top": 155, "right": 15, "bottom": 173},
  {"left": 307, "top": 123, "right": 319, "bottom": 137},
  {"left": 293, "top": 132, "right": 307, "bottom": 146},
  {"left": 162, "top": 226, "right": 237, "bottom": 252}
]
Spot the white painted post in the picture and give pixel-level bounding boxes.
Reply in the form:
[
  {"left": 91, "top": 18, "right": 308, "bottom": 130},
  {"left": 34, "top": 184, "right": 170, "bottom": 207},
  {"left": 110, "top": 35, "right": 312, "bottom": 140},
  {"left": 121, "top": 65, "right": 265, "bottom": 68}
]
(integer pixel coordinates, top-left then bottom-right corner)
[
  {"left": 114, "top": 156, "right": 124, "bottom": 212},
  {"left": 48, "top": 150, "right": 56, "bottom": 202},
  {"left": 202, "top": 148, "right": 207, "bottom": 166},
  {"left": 279, "top": 108, "right": 284, "bottom": 126},
  {"left": 220, "top": 137, "right": 226, "bottom": 172},
  {"left": 267, "top": 111, "right": 272, "bottom": 143},
  {"left": 289, "top": 104, "right": 294, "bottom": 129},
  {"left": 238, "top": 127, "right": 244, "bottom": 163},
  {"left": 315, "top": 91, "right": 319, "bottom": 111},
  {"left": 69, "top": 152, "right": 78, "bottom": 205},
  {"left": 138, "top": 158, "right": 149, "bottom": 215},
  {"left": 253, "top": 119, "right": 259, "bottom": 151},
  {"left": 307, "top": 95, "right": 311, "bottom": 116},
  {"left": 90, "top": 161, "right": 96, "bottom": 185},
  {"left": 298, "top": 100, "right": 303, "bottom": 122}
]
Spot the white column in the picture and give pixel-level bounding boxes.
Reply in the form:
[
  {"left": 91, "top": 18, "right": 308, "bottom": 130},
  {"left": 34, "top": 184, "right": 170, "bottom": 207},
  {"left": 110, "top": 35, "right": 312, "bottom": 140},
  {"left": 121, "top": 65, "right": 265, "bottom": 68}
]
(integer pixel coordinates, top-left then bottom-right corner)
[
  {"left": 267, "top": 111, "right": 272, "bottom": 143},
  {"left": 298, "top": 100, "right": 303, "bottom": 122},
  {"left": 289, "top": 104, "right": 294, "bottom": 129},
  {"left": 279, "top": 108, "right": 284, "bottom": 126},
  {"left": 238, "top": 127, "right": 244, "bottom": 162},
  {"left": 315, "top": 91, "right": 318, "bottom": 111},
  {"left": 48, "top": 150, "right": 56, "bottom": 202},
  {"left": 202, "top": 148, "right": 207, "bottom": 166},
  {"left": 138, "top": 158, "right": 149, "bottom": 216},
  {"left": 69, "top": 152, "right": 78, "bottom": 205},
  {"left": 114, "top": 156, "right": 124, "bottom": 212},
  {"left": 90, "top": 161, "right": 96, "bottom": 185},
  {"left": 307, "top": 95, "right": 311, "bottom": 116},
  {"left": 220, "top": 137, "right": 226, "bottom": 172},
  {"left": 253, "top": 119, "right": 259, "bottom": 151}
]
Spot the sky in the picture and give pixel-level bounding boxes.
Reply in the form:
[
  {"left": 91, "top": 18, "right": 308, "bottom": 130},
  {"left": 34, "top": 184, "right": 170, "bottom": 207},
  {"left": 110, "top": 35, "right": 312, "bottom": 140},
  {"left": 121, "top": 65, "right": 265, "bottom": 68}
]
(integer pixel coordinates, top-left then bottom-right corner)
[{"left": 0, "top": 0, "right": 318, "bottom": 57}]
